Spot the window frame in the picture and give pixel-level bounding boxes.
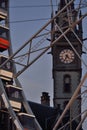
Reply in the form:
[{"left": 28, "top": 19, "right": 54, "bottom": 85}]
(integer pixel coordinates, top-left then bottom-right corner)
[{"left": 63, "top": 74, "right": 71, "bottom": 93}]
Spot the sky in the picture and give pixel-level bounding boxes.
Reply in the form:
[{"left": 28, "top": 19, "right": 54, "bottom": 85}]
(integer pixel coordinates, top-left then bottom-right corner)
[
  {"left": 8, "top": 0, "right": 87, "bottom": 110},
  {"left": 4, "top": 0, "right": 87, "bottom": 129},
  {"left": 9, "top": 0, "right": 59, "bottom": 106}
]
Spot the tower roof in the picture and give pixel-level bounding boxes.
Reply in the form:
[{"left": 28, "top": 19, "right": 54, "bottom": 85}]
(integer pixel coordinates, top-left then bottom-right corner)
[
  {"left": 60, "top": 0, "right": 66, "bottom": 9},
  {"left": 59, "top": 0, "right": 74, "bottom": 10}
]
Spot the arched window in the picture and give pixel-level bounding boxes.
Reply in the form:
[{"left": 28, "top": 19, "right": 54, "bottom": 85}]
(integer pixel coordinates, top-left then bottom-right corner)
[{"left": 63, "top": 74, "right": 71, "bottom": 93}]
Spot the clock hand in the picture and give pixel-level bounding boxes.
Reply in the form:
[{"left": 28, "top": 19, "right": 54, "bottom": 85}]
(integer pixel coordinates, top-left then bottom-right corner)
[{"left": 65, "top": 54, "right": 69, "bottom": 60}]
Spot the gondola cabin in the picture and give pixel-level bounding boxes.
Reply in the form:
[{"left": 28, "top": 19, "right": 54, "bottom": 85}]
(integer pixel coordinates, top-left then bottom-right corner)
[
  {"left": 0, "top": 37, "right": 10, "bottom": 51},
  {"left": 0, "top": 7, "right": 7, "bottom": 20},
  {"left": 0, "top": 55, "right": 13, "bottom": 81},
  {"left": 0, "top": 0, "right": 8, "bottom": 10},
  {"left": 6, "top": 85, "right": 22, "bottom": 112},
  {"left": 18, "top": 113, "right": 36, "bottom": 130},
  {"left": 0, "top": 0, "right": 7, "bottom": 21},
  {"left": 0, "top": 26, "right": 10, "bottom": 52},
  {"left": 0, "top": 0, "right": 9, "bottom": 52}
]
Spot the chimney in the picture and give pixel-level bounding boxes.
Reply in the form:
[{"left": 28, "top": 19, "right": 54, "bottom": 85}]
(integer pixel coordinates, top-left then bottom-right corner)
[{"left": 41, "top": 92, "right": 50, "bottom": 106}]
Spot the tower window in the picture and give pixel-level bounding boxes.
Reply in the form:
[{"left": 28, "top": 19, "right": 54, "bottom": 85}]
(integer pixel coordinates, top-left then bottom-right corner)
[{"left": 63, "top": 74, "right": 71, "bottom": 93}]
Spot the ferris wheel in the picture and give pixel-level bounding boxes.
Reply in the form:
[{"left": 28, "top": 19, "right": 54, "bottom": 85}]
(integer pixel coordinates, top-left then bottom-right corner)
[
  {"left": 0, "top": 0, "right": 42, "bottom": 130},
  {"left": 0, "top": 0, "right": 87, "bottom": 130}
]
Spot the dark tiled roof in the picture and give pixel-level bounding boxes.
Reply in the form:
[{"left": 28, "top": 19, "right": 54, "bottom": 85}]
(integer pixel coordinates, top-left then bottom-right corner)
[
  {"left": 28, "top": 101, "right": 83, "bottom": 130},
  {"left": 28, "top": 101, "right": 57, "bottom": 130}
]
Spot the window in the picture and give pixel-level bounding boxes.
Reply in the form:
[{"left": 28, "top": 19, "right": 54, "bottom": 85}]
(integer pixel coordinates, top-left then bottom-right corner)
[{"left": 63, "top": 74, "right": 71, "bottom": 93}]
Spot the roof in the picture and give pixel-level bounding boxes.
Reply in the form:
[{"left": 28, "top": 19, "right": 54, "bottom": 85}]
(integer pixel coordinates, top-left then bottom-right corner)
[
  {"left": 28, "top": 101, "right": 83, "bottom": 130},
  {"left": 28, "top": 101, "right": 58, "bottom": 130}
]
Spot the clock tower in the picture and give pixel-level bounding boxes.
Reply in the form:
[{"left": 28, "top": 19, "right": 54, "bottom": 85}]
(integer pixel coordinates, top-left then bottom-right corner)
[{"left": 52, "top": 0, "right": 83, "bottom": 123}]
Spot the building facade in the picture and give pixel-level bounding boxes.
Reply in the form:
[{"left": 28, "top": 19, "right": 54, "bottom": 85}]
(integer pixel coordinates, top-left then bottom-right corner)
[{"left": 52, "top": 0, "right": 83, "bottom": 123}]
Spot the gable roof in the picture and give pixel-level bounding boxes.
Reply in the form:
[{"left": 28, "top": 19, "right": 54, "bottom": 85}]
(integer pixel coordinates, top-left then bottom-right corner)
[{"left": 28, "top": 101, "right": 58, "bottom": 130}]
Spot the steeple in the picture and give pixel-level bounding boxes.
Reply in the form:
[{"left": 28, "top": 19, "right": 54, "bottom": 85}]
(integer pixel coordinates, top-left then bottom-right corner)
[
  {"left": 51, "top": 0, "right": 82, "bottom": 128},
  {"left": 78, "top": 10, "right": 83, "bottom": 39},
  {"left": 59, "top": 0, "right": 74, "bottom": 10},
  {"left": 60, "top": 0, "right": 66, "bottom": 9}
]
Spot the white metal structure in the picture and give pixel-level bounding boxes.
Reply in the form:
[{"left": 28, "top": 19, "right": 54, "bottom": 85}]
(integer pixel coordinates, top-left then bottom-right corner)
[
  {"left": 0, "top": 0, "right": 42, "bottom": 130},
  {"left": 0, "top": 0, "right": 87, "bottom": 130}
]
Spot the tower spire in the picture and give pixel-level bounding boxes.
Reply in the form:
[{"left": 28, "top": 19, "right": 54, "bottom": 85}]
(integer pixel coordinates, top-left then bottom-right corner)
[{"left": 60, "top": 0, "right": 66, "bottom": 9}]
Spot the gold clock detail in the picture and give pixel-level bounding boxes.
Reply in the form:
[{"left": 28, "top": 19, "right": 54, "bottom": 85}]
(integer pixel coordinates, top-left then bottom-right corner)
[{"left": 59, "top": 49, "right": 75, "bottom": 64}]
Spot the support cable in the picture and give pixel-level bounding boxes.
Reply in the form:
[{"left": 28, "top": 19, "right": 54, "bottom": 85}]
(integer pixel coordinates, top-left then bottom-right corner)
[
  {"left": 76, "top": 110, "right": 87, "bottom": 130},
  {"left": 56, "top": 109, "right": 87, "bottom": 130}
]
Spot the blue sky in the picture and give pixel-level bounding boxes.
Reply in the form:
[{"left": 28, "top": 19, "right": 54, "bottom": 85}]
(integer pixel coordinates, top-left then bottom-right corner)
[
  {"left": 6, "top": 1, "right": 87, "bottom": 129},
  {"left": 9, "top": 0, "right": 59, "bottom": 106},
  {"left": 8, "top": 0, "right": 87, "bottom": 110}
]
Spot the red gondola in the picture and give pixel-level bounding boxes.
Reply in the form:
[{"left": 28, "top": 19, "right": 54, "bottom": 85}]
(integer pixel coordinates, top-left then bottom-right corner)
[
  {"left": 0, "top": 25, "right": 10, "bottom": 52},
  {"left": 0, "top": 37, "right": 10, "bottom": 51}
]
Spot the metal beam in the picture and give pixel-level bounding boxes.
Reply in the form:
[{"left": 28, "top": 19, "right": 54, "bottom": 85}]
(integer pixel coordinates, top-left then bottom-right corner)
[
  {"left": 0, "top": 0, "right": 74, "bottom": 77},
  {"left": 53, "top": 72, "right": 87, "bottom": 130}
]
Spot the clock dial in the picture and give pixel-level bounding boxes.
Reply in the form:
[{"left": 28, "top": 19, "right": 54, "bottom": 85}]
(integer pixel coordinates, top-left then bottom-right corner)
[{"left": 59, "top": 49, "right": 75, "bottom": 64}]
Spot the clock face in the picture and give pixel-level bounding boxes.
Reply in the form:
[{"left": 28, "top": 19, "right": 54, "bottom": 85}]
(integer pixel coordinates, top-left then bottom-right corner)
[{"left": 59, "top": 49, "right": 75, "bottom": 64}]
